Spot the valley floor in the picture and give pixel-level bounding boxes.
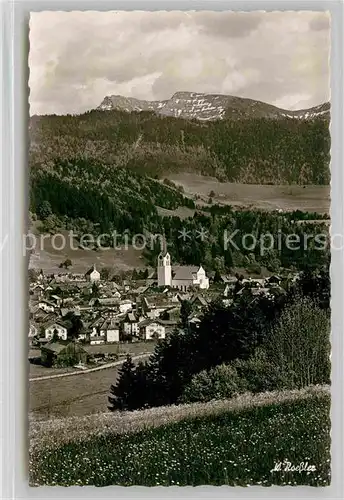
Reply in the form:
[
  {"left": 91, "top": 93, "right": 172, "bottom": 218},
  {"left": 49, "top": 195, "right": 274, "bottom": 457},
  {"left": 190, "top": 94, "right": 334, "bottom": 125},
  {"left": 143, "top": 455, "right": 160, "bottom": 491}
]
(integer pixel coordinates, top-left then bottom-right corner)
[
  {"left": 167, "top": 173, "right": 330, "bottom": 214},
  {"left": 29, "top": 343, "right": 155, "bottom": 419}
]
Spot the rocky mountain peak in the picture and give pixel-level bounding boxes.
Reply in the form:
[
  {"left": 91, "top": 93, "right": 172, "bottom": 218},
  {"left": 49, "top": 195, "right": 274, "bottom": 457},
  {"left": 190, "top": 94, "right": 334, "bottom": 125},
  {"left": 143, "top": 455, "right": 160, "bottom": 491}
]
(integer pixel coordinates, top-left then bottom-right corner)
[{"left": 97, "top": 92, "right": 330, "bottom": 122}]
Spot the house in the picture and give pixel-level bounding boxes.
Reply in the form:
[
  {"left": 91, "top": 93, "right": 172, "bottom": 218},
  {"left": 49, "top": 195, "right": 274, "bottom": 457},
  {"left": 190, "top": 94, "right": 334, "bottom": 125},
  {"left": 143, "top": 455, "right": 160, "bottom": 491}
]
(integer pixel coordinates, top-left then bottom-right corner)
[
  {"left": 69, "top": 273, "right": 86, "bottom": 282},
  {"left": 33, "top": 309, "right": 58, "bottom": 326},
  {"left": 132, "top": 285, "right": 150, "bottom": 295},
  {"left": 159, "top": 305, "right": 181, "bottom": 321},
  {"left": 43, "top": 320, "right": 68, "bottom": 341},
  {"left": 157, "top": 252, "right": 209, "bottom": 291},
  {"left": 119, "top": 299, "right": 133, "bottom": 313},
  {"left": 29, "top": 322, "right": 38, "bottom": 338},
  {"left": 89, "top": 297, "right": 119, "bottom": 308},
  {"left": 105, "top": 319, "right": 120, "bottom": 343},
  {"left": 41, "top": 341, "right": 88, "bottom": 367},
  {"left": 220, "top": 275, "right": 238, "bottom": 284},
  {"left": 90, "top": 317, "right": 120, "bottom": 344},
  {"left": 38, "top": 299, "right": 55, "bottom": 313},
  {"left": 187, "top": 312, "right": 202, "bottom": 329},
  {"left": 50, "top": 294, "right": 63, "bottom": 306},
  {"left": 139, "top": 319, "right": 166, "bottom": 340},
  {"left": 266, "top": 275, "right": 282, "bottom": 285},
  {"left": 85, "top": 264, "right": 100, "bottom": 283},
  {"left": 30, "top": 284, "right": 45, "bottom": 298},
  {"left": 160, "top": 319, "right": 178, "bottom": 335},
  {"left": 123, "top": 312, "right": 139, "bottom": 337},
  {"left": 89, "top": 335, "right": 105, "bottom": 345},
  {"left": 190, "top": 294, "right": 209, "bottom": 309}
]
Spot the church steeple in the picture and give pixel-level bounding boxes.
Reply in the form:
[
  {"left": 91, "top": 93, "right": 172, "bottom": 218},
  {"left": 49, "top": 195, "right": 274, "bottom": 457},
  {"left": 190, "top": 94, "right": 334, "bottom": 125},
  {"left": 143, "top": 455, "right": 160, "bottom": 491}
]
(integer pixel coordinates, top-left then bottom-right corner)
[
  {"left": 160, "top": 234, "right": 168, "bottom": 256},
  {"left": 157, "top": 250, "right": 172, "bottom": 287}
]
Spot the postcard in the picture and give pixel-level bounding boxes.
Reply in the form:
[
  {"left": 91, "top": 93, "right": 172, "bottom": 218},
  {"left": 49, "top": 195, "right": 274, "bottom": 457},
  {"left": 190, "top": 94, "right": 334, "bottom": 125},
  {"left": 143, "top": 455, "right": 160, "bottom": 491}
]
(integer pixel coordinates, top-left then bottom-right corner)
[{"left": 28, "top": 10, "right": 331, "bottom": 487}]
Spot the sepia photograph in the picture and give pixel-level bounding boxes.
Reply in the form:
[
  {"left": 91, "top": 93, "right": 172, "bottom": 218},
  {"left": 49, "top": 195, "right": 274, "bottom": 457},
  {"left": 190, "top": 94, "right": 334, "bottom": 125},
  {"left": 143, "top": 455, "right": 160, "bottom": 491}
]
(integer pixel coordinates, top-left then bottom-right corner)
[{"left": 28, "top": 10, "right": 331, "bottom": 487}]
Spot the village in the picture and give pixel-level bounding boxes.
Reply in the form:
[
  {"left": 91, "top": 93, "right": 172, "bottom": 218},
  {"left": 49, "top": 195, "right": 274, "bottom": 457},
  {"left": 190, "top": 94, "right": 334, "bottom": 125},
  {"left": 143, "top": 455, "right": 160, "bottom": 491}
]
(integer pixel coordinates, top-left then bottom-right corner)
[{"left": 28, "top": 250, "right": 293, "bottom": 370}]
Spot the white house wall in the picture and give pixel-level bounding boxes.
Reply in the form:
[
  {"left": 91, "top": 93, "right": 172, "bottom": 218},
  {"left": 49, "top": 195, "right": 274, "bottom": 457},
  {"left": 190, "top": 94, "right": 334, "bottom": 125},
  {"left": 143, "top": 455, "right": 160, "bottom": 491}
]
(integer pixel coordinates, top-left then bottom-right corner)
[{"left": 106, "top": 329, "right": 120, "bottom": 343}]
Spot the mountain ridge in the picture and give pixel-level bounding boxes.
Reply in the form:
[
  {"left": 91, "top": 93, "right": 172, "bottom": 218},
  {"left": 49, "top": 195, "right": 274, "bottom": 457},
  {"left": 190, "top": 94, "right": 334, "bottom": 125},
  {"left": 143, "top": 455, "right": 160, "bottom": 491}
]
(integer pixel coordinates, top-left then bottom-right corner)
[{"left": 97, "top": 91, "right": 330, "bottom": 122}]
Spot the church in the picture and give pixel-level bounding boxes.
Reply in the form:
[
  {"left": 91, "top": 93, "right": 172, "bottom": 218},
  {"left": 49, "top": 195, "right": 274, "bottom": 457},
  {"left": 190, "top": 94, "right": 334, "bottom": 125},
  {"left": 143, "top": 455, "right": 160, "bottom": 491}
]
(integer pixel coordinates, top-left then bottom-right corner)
[{"left": 157, "top": 252, "right": 209, "bottom": 291}]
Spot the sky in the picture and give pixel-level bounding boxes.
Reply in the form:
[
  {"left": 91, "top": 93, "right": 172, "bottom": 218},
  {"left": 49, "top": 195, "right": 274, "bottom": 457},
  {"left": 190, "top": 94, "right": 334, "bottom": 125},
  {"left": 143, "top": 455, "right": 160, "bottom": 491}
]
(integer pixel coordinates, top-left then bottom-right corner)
[{"left": 29, "top": 10, "right": 330, "bottom": 115}]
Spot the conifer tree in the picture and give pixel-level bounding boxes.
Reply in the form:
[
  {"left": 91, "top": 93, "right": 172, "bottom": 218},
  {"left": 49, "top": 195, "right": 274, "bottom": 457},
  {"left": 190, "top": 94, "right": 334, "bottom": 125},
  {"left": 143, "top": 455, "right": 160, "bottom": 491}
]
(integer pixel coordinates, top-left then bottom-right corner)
[{"left": 108, "top": 355, "right": 136, "bottom": 411}]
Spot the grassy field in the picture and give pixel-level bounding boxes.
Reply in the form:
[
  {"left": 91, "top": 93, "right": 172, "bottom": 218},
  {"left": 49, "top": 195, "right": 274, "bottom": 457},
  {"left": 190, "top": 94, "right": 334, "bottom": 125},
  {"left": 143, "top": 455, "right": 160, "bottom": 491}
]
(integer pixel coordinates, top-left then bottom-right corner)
[
  {"left": 167, "top": 173, "right": 330, "bottom": 214},
  {"left": 28, "top": 224, "right": 146, "bottom": 273},
  {"left": 156, "top": 205, "right": 196, "bottom": 219},
  {"left": 29, "top": 387, "right": 330, "bottom": 487},
  {"left": 29, "top": 343, "right": 155, "bottom": 419},
  {"left": 29, "top": 365, "right": 122, "bottom": 419}
]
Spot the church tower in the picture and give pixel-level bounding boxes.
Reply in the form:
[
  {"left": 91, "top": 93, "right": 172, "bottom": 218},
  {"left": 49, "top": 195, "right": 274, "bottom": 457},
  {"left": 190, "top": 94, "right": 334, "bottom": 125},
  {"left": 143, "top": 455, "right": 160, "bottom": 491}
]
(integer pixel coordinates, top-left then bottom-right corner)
[{"left": 157, "top": 252, "right": 172, "bottom": 287}]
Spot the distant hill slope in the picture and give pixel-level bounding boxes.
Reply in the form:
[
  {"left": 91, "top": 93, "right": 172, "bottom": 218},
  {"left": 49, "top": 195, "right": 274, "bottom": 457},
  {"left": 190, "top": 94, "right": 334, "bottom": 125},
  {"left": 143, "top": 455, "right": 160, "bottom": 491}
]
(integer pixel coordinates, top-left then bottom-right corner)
[
  {"left": 97, "top": 91, "right": 330, "bottom": 122},
  {"left": 29, "top": 102, "right": 330, "bottom": 185}
]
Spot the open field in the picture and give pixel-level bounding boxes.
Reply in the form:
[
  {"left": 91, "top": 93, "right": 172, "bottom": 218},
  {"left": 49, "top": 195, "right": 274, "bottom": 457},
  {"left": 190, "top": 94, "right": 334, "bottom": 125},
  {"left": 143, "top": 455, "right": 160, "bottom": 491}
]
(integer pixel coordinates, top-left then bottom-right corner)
[
  {"left": 29, "top": 365, "right": 122, "bottom": 419},
  {"left": 156, "top": 205, "right": 196, "bottom": 219},
  {"left": 28, "top": 224, "right": 146, "bottom": 273},
  {"left": 167, "top": 173, "right": 330, "bottom": 214},
  {"left": 29, "top": 348, "right": 153, "bottom": 419},
  {"left": 29, "top": 386, "right": 330, "bottom": 487}
]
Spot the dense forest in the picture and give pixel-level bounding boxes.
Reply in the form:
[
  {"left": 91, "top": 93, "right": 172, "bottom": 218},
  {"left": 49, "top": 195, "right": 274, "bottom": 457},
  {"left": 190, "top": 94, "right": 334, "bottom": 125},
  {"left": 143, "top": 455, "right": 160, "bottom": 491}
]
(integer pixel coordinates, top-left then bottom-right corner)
[
  {"left": 29, "top": 109, "right": 330, "bottom": 185},
  {"left": 29, "top": 110, "right": 330, "bottom": 272},
  {"left": 30, "top": 156, "right": 330, "bottom": 273},
  {"left": 30, "top": 159, "right": 194, "bottom": 234}
]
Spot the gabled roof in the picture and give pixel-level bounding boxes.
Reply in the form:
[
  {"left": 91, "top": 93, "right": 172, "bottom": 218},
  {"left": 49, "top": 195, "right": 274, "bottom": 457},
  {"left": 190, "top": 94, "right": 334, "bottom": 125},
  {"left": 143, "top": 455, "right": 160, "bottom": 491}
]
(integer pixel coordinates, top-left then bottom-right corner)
[
  {"left": 38, "top": 299, "right": 56, "bottom": 307},
  {"left": 133, "top": 285, "right": 150, "bottom": 294},
  {"left": 41, "top": 342, "right": 68, "bottom": 354},
  {"left": 97, "top": 298, "right": 119, "bottom": 306},
  {"left": 34, "top": 311, "right": 58, "bottom": 324},
  {"left": 172, "top": 266, "right": 199, "bottom": 281},
  {"left": 220, "top": 275, "right": 238, "bottom": 283},
  {"left": 139, "top": 318, "right": 164, "bottom": 327},
  {"left": 29, "top": 304, "right": 40, "bottom": 315},
  {"left": 124, "top": 312, "right": 137, "bottom": 323},
  {"left": 42, "top": 319, "right": 69, "bottom": 330},
  {"left": 188, "top": 313, "right": 201, "bottom": 323},
  {"left": 42, "top": 341, "right": 88, "bottom": 354},
  {"left": 176, "top": 293, "right": 191, "bottom": 302},
  {"left": 251, "top": 287, "right": 271, "bottom": 296},
  {"left": 139, "top": 318, "right": 177, "bottom": 328},
  {"left": 85, "top": 264, "right": 99, "bottom": 276},
  {"left": 98, "top": 317, "right": 120, "bottom": 330},
  {"left": 190, "top": 295, "right": 208, "bottom": 306},
  {"left": 159, "top": 319, "right": 177, "bottom": 326}
]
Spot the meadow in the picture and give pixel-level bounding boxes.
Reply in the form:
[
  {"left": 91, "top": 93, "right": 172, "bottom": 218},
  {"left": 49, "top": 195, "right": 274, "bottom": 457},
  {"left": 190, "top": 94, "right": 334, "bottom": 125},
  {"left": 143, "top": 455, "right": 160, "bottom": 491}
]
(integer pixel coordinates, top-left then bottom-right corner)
[
  {"left": 167, "top": 173, "right": 330, "bottom": 213},
  {"left": 29, "top": 344, "right": 155, "bottom": 419},
  {"left": 29, "top": 387, "right": 330, "bottom": 487}
]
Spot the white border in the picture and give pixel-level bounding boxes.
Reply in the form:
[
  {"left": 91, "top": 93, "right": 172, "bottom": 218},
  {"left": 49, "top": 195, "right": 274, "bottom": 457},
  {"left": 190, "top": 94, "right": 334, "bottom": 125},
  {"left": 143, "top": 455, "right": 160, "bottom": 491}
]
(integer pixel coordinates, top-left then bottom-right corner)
[{"left": 1, "top": 1, "right": 343, "bottom": 498}]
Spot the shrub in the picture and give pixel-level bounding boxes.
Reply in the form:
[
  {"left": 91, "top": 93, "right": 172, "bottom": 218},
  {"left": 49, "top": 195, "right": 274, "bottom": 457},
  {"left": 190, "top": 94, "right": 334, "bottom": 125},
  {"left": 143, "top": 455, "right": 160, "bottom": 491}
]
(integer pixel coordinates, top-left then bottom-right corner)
[
  {"left": 233, "top": 348, "right": 289, "bottom": 393},
  {"left": 179, "top": 363, "right": 247, "bottom": 403},
  {"left": 266, "top": 297, "right": 330, "bottom": 388}
]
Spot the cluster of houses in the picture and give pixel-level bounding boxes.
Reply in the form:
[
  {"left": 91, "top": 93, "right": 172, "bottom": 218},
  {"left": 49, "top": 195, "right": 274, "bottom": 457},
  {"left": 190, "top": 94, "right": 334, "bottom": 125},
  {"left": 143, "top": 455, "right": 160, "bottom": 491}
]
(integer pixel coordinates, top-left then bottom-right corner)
[{"left": 29, "top": 253, "right": 295, "bottom": 366}]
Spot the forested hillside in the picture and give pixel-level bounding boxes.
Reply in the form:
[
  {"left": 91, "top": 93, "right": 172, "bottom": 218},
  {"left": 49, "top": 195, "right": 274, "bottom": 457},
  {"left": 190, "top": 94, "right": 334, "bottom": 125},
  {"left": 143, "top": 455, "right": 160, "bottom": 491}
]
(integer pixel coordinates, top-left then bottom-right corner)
[
  {"left": 29, "top": 109, "right": 330, "bottom": 185},
  {"left": 30, "top": 159, "right": 194, "bottom": 234},
  {"left": 29, "top": 108, "right": 330, "bottom": 273}
]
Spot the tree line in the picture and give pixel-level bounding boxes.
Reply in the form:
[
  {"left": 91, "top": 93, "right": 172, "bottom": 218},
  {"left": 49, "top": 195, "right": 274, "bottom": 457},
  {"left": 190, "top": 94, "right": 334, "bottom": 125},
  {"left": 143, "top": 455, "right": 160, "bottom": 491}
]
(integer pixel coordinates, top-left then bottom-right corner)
[
  {"left": 29, "top": 109, "right": 330, "bottom": 185},
  {"left": 109, "top": 268, "right": 330, "bottom": 411}
]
